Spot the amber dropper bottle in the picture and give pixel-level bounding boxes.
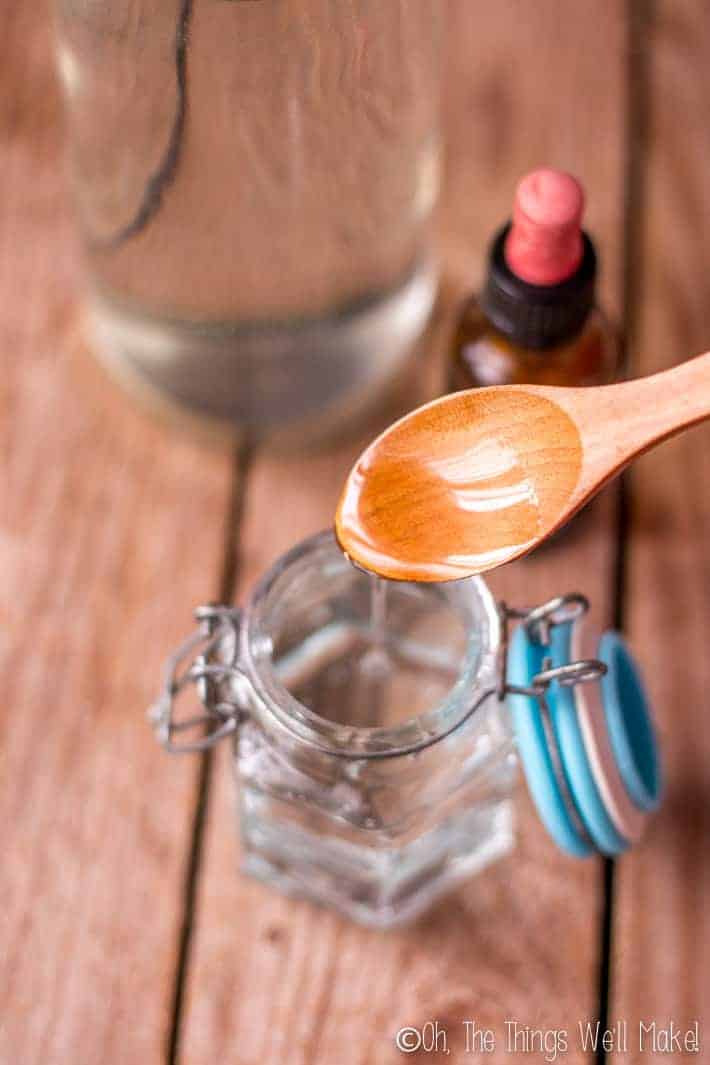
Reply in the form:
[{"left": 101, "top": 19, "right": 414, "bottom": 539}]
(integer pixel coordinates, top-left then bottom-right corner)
[{"left": 449, "top": 169, "right": 619, "bottom": 392}]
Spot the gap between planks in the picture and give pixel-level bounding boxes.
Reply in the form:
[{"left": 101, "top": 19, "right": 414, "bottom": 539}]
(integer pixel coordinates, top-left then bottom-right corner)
[
  {"left": 595, "top": 2, "right": 655, "bottom": 1060},
  {"left": 166, "top": 438, "right": 256, "bottom": 1065}
]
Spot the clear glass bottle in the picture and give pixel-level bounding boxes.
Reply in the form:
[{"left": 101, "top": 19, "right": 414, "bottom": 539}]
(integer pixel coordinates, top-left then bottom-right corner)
[{"left": 55, "top": 1, "right": 442, "bottom": 445}]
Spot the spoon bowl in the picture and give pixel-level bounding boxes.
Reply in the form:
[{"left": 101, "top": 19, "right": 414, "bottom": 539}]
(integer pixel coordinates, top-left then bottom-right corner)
[{"left": 336, "top": 352, "right": 710, "bottom": 582}]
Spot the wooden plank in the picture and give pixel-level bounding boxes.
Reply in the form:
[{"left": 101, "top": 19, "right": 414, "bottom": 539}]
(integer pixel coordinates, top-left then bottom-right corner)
[
  {"left": 610, "top": 1, "right": 710, "bottom": 1053},
  {"left": 0, "top": 6, "right": 234, "bottom": 1062},
  {"left": 181, "top": 4, "right": 627, "bottom": 1061}
]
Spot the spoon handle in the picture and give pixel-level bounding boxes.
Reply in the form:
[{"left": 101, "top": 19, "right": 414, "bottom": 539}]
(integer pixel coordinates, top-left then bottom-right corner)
[
  {"left": 615, "top": 349, "right": 710, "bottom": 444},
  {"left": 567, "top": 351, "right": 710, "bottom": 488}
]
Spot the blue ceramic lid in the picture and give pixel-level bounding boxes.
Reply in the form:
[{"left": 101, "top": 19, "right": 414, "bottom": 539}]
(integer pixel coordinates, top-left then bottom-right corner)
[{"left": 507, "top": 620, "right": 661, "bottom": 856}]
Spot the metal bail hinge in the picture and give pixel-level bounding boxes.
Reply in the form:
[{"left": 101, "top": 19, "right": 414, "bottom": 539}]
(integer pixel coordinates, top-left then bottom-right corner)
[
  {"left": 497, "top": 593, "right": 607, "bottom": 701},
  {"left": 148, "top": 604, "right": 247, "bottom": 754}
]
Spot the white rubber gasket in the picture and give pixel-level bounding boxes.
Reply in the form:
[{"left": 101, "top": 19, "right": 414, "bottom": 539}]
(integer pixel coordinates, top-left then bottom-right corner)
[{"left": 572, "top": 621, "right": 647, "bottom": 843}]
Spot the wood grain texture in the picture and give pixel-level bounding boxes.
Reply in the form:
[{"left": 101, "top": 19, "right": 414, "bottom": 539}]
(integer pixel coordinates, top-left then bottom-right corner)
[
  {"left": 181, "top": 4, "right": 626, "bottom": 1061},
  {"left": 610, "top": 0, "right": 710, "bottom": 1054},
  {"left": 0, "top": 5, "right": 233, "bottom": 1061}
]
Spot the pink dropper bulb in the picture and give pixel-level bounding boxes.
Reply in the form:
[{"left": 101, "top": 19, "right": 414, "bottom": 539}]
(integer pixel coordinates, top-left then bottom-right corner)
[{"left": 504, "top": 168, "right": 585, "bottom": 286}]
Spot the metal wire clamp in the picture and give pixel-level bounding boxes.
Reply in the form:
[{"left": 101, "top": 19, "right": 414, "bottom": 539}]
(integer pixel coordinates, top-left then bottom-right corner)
[
  {"left": 148, "top": 593, "right": 607, "bottom": 758},
  {"left": 148, "top": 604, "right": 245, "bottom": 753}
]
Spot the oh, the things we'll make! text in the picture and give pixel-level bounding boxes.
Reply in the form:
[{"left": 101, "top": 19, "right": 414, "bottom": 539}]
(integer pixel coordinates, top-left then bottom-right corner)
[{"left": 394, "top": 1018, "right": 701, "bottom": 1060}]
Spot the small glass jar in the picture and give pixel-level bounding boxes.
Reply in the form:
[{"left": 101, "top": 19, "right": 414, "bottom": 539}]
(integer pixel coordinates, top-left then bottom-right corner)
[
  {"left": 154, "top": 531, "right": 516, "bottom": 927},
  {"left": 152, "top": 531, "right": 660, "bottom": 927}
]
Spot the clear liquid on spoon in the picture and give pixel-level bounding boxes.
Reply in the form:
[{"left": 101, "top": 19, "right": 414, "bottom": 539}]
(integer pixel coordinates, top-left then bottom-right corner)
[{"left": 335, "top": 389, "right": 583, "bottom": 581}]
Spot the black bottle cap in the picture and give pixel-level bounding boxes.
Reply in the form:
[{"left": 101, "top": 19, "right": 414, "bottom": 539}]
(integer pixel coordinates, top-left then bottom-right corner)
[{"left": 480, "top": 223, "right": 597, "bottom": 350}]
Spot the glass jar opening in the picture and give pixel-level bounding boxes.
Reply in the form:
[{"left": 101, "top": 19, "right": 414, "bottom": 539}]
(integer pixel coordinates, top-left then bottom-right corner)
[{"left": 241, "top": 530, "right": 501, "bottom": 758}]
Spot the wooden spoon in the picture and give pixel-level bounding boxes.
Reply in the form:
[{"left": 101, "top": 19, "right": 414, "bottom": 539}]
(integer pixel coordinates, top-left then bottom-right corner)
[{"left": 335, "top": 352, "right": 710, "bottom": 582}]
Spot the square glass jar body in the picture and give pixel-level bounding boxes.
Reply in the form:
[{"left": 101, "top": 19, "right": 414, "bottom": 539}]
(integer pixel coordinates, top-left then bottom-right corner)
[{"left": 234, "top": 532, "right": 517, "bottom": 928}]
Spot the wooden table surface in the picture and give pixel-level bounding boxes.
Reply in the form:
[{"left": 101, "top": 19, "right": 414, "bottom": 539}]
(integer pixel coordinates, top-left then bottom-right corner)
[{"left": 3, "top": 3, "right": 709, "bottom": 1062}]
